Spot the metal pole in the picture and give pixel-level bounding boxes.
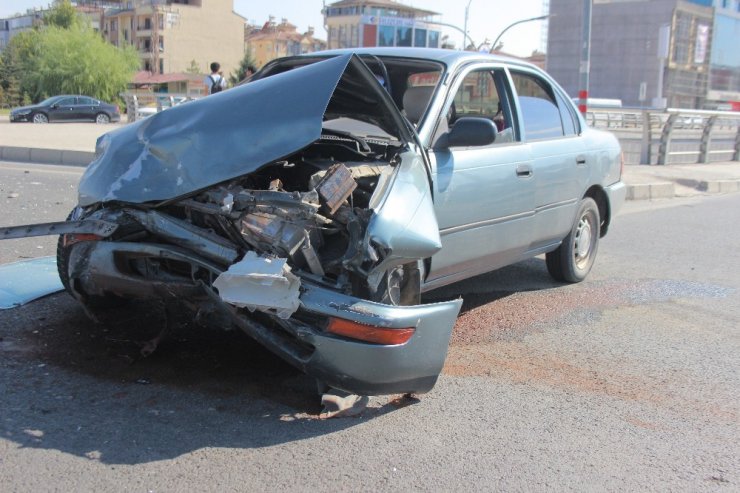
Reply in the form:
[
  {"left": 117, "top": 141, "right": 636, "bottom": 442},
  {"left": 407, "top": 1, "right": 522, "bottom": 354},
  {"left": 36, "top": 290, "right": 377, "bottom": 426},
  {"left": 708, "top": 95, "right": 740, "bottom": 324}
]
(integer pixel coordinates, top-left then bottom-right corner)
[
  {"left": 463, "top": 0, "right": 473, "bottom": 50},
  {"left": 424, "top": 20, "right": 477, "bottom": 49},
  {"left": 489, "top": 15, "right": 550, "bottom": 53},
  {"left": 577, "top": 0, "right": 592, "bottom": 115}
]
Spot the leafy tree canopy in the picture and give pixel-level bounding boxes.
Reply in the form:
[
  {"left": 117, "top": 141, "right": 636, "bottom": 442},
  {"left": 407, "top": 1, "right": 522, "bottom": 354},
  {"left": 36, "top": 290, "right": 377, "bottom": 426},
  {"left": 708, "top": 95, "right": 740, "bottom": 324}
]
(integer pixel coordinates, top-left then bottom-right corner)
[
  {"left": 185, "top": 59, "right": 202, "bottom": 75},
  {"left": 22, "top": 25, "right": 139, "bottom": 103},
  {"left": 229, "top": 50, "right": 258, "bottom": 85},
  {"left": 1, "top": 1, "right": 139, "bottom": 104},
  {"left": 44, "top": 0, "right": 80, "bottom": 29}
]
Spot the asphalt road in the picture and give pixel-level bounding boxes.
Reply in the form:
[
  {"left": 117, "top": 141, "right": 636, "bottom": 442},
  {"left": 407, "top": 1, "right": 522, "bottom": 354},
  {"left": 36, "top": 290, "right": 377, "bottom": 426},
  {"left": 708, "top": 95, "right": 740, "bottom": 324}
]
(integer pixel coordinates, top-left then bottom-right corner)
[{"left": 0, "top": 161, "right": 738, "bottom": 491}]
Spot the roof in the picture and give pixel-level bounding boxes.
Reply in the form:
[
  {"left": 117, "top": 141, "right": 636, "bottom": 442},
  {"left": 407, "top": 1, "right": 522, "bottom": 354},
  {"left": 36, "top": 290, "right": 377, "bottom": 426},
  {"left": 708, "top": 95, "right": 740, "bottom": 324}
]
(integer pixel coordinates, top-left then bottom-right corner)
[
  {"left": 325, "top": 0, "right": 439, "bottom": 17},
  {"left": 132, "top": 71, "right": 204, "bottom": 85},
  {"left": 308, "top": 47, "right": 535, "bottom": 72}
]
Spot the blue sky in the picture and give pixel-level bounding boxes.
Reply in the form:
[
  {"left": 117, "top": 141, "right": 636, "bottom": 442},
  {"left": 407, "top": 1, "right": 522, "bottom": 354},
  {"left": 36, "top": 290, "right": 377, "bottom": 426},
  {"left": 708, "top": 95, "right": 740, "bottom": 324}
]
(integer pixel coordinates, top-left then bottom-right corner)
[{"left": 1, "top": 0, "right": 546, "bottom": 56}]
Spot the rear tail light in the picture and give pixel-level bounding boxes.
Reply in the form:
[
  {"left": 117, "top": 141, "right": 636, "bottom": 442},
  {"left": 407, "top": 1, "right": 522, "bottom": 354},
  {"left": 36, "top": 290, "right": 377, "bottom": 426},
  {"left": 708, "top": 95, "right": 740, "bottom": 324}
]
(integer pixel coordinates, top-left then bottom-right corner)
[{"left": 326, "top": 318, "right": 415, "bottom": 345}]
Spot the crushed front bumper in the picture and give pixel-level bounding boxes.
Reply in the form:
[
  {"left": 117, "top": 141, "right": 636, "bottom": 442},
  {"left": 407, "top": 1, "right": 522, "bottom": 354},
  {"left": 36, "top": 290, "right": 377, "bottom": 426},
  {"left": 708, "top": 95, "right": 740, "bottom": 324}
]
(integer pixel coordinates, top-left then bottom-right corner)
[{"left": 67, "top": 240, "right": 462, "bottom": 395}]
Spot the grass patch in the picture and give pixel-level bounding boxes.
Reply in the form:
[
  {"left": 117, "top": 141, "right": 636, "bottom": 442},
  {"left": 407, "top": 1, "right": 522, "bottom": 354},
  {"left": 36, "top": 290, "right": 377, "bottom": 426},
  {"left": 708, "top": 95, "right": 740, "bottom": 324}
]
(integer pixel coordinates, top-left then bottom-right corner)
[{"left": 0, "top": 108, "right": 9, "bottom": 116}]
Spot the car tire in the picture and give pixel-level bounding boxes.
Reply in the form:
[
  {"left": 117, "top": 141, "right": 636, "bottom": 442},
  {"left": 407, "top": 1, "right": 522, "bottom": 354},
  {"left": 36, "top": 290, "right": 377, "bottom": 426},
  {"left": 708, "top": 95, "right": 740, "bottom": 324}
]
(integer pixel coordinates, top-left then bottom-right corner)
[
  {"left": 95, "top": 113, "right": 110, "bottom": 124},
  {"left": 546, "top": 197, "right": 600, "bottom": 283},
  {"left": 32, "top": 112, "right": 49, "bottom": 123},
  {"left": 369, "top": 262, "right": 422, "bottom": 306}
]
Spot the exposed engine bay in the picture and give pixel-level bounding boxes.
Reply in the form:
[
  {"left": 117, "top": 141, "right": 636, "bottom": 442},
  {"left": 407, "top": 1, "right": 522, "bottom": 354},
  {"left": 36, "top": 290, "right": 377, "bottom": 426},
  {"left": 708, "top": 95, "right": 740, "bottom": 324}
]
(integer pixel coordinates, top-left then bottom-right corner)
[{"left": 68, "top": 129, "right": 411, "bottom": 317}]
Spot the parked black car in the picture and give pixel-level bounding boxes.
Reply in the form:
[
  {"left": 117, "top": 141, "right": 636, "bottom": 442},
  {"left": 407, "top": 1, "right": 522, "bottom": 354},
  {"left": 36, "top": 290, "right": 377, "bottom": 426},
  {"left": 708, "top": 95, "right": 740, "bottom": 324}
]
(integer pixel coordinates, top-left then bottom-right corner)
[{"left": 10, "top": 95, "right": 121, "bottom": 124}]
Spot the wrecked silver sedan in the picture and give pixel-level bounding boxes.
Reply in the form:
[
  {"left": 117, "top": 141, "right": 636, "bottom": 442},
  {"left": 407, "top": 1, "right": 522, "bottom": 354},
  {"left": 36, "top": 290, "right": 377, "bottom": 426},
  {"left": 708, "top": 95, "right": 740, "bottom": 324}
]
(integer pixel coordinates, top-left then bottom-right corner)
[{"left": 1, "top": 49, "right": 625, "bottom": 396}]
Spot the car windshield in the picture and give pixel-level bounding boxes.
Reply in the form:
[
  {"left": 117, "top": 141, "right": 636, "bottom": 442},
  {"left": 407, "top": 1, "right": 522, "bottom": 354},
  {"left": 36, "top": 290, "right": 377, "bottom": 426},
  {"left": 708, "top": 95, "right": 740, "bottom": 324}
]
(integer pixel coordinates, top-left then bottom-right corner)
[{"left": 258, "top": 54, "right": 445, "bottom": 132}]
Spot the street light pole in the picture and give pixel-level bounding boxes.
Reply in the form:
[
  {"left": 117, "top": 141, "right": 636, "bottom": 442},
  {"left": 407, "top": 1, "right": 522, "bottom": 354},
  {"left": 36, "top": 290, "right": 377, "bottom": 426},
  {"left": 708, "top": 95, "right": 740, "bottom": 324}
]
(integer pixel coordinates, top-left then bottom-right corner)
[
  {"left": 424, "top": 20, "right": 476, "bottom": 49},
  {"left": 463, "top": 0, "right": 473, "bottom": 50},
  {"left": 489, "top": 14, "right": 550, "bottom": 53}
]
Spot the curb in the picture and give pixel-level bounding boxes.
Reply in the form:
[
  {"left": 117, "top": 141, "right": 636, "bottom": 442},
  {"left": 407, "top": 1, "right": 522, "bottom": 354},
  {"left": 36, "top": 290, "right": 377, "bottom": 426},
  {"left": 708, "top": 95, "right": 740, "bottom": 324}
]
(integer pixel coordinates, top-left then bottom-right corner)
[
  {"left": 699, "top": 179, "right": 740, "bottom": 194},
  {"left": 625, "top": 182, "right": 675, "bottom": 200},
  {"left": 0, "top": 146, "right": 94, "bottom": 167}
]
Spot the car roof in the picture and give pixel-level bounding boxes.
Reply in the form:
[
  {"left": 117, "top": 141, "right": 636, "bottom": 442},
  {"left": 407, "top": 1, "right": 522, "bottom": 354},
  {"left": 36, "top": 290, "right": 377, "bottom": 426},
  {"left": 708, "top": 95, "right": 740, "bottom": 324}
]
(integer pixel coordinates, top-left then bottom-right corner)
[{"left": 305, "top": 47, "right": 541, "bottom": 73}]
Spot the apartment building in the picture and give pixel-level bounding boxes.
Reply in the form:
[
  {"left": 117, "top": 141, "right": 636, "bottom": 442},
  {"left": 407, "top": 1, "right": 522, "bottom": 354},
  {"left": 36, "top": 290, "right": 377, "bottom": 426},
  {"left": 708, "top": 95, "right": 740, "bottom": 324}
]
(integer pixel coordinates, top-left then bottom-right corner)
[
  {"left": 322, "top": 0, "right": 442, "bottom": 49},
  {"left": 100, "top": 0, "right": 245, "bottom": 75},
  {"left": 245, "top": 18, "right": 326, "bottom": 68}
]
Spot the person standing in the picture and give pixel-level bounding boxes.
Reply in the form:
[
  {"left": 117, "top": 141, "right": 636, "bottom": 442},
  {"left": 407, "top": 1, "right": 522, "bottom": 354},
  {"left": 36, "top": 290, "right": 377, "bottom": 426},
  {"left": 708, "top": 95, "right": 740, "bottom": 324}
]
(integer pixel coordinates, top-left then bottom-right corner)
[{"left": 205, "top": 62, "right": 226, "bottom": 95}]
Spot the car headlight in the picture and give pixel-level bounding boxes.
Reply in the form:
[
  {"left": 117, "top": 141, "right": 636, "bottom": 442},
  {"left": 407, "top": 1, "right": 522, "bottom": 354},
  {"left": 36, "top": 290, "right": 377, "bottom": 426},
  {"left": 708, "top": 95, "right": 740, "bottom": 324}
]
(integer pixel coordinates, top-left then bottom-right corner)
[{"left": 14, "top": 109, "right": 32, "bottom": 116}]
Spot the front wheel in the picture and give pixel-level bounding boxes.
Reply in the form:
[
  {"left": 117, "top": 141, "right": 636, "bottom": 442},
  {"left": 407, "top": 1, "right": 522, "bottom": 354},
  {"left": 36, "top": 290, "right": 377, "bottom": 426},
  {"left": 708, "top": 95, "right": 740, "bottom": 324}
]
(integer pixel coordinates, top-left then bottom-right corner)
[
  {"left": 95, "top": 113, "right": 110, "bottom": 124},
  {"left": 32, "top": 112, "right": 49, "bottom": 123},
  {"left": 546, "top": 197, "right": 600, "bottom": 283}
]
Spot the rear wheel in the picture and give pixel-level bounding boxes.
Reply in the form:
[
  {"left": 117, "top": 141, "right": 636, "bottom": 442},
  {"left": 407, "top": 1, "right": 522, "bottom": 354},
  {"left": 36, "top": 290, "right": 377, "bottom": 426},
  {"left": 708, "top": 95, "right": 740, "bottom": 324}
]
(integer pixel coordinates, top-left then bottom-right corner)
[
  {"left": 546, "top": 197, "right": 600, "bottom": 283},
  {"left": 32, "top": 112, "right": 48, "bottom": 123},
  {"left": 95, "top": 113, "right": 110, "bottom": 124}
]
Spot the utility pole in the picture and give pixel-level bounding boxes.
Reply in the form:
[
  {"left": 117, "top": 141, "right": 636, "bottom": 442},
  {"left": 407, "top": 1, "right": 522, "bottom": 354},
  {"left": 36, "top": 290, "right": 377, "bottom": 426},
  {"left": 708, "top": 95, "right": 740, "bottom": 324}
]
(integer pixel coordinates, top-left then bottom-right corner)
[
  {"left": 151, "top": 1, "right": 159, "bottom": 75},
  {"left": 463, "top": 0, "right": 473, "bottom": 50},
  {"left": 577, "top": 0, "right": 592, "bottom": 115}
]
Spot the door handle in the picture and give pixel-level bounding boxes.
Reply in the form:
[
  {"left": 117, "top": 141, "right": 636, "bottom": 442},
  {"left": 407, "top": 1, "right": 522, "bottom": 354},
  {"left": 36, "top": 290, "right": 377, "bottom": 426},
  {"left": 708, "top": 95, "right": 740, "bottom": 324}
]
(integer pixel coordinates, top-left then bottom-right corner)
[
  {"left": 576, "top": 155, "right": 587, "bottom": 165},
  {"left": 516, "top": 163, "right": 533, "bottom": 177}
]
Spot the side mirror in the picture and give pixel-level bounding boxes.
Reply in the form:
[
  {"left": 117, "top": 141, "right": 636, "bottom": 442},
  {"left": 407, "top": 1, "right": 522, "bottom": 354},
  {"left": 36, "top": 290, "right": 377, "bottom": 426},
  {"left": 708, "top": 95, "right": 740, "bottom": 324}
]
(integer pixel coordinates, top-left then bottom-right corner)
[
  {"left": 438, "top": 117, "right": 498, "bottom": 149},
  {"left": 51, "top": 104, "right": 59, "bottom": 109}
]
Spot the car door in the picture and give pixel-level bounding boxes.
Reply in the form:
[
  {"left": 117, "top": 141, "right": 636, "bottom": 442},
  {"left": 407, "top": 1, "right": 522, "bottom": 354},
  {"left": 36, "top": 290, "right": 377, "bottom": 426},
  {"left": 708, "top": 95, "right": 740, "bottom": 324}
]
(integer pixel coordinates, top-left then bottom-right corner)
[
  {"left": 76, "top": 96, "right": 98, "bottom": 121},
  {"left": 508, "top": 69, "right": 588, "bottom": 249},
  {"left": 49, "top": 96, "right": 77, "bottom": 122},
  {"left": 424, "top": 65, "right": 535, "bottom": 288}
]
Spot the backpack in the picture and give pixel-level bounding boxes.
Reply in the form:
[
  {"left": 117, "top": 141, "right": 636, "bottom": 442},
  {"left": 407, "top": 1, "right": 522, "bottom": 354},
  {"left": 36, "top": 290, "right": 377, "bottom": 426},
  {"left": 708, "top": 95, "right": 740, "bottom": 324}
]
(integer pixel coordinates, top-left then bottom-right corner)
[{"left": 209, "top": 74, "right": 223, "bottom": 94}]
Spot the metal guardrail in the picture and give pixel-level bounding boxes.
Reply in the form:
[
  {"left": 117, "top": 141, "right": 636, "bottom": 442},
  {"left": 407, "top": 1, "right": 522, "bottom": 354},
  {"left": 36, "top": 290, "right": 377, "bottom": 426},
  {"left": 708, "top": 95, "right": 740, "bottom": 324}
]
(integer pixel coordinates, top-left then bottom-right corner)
[
  {"left": 585, "top": 108, "right": 740, "bottom": 165},
  {"left": 120, "top": 93, "right": 198, "bottom": 122}
]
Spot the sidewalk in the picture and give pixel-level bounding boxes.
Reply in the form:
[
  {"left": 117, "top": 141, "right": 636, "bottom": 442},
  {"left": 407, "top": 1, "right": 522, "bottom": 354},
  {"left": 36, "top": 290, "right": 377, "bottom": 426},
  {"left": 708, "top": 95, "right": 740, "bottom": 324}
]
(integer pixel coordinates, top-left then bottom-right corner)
[{"left": 1, "top": 115, "right": 739, "bottom": 200}]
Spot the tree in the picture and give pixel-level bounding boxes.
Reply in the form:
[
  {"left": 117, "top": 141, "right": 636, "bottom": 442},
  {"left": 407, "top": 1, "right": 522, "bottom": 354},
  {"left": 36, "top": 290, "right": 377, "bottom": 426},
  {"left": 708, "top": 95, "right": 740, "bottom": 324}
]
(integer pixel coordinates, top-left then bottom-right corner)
[
  {"left": 44, "top": 0, "right": 80, "bottom": 29},
  {"left": 228, "top": 50, "right": 258, "bottom": 85},
  {"left": 22, "top": 25, "right": 139, "bottom": 103},
  {"left": 0, "top": 1, "right": 139, "bottom": 105},
  {"left": 185, "top": 59, "right": 202, "bottom": 75}
]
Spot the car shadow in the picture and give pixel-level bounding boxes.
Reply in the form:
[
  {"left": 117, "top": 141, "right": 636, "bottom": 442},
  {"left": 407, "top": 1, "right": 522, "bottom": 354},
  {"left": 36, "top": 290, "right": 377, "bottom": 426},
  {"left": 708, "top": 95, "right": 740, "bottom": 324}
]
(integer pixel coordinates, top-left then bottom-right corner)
[
  {"left": 0, "top": 258, "right": 560, "bottom": 464},
  {"left": 0, "top": 294, "right": 417, "bottom": 465},
  {"left": 423, "top": 257, "right": 565, "bottom": 314}
]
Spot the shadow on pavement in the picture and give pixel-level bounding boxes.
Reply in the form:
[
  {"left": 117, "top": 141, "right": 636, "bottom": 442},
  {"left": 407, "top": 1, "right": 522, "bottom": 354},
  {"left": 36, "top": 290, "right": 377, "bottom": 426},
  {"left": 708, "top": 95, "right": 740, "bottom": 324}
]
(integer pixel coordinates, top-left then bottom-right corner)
[{"left": 0, "top": 294, "right": 415, "bottom": 465}]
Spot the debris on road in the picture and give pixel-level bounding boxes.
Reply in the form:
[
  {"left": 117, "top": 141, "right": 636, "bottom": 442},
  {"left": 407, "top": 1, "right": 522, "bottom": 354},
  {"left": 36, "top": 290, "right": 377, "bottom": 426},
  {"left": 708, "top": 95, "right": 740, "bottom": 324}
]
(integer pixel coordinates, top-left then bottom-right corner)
[{"left": 0, "top": 256, "right": 63, "bottom": 309}]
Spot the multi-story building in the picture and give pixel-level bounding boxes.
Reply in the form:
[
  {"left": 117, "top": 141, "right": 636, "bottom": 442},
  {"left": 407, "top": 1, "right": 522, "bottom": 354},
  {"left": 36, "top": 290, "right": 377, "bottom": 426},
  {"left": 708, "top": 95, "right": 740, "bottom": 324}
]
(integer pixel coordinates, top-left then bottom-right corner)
[
  {"left": 704, "top": 0, "right": 740, "bottom": 109},
  {"left": 322, "top": 0, "right": 442, "bottom": 49},
  {"left": 0, "top": 10, "right": 44, "bottom": 52},
  {"left": 98, "top": 0, "right": 245, "bottom": 75},
  {"left": 547, "top": 0, "right": 715, "bottom": 108},
  {"left": 245, "top": 17, "right": 326, "bottom": 68}
]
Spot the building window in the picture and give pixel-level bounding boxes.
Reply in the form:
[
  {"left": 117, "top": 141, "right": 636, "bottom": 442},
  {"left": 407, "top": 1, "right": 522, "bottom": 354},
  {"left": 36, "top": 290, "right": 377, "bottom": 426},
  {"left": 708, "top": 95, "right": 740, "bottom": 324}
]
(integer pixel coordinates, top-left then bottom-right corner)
[
  {"left": 396, "top": 27, "right": 412, "bottom": 46},
  {"left": 159, "top": 59, "right": 164, "bottom": 74},
  {"left": 428, "top": 31, "right": 440, "bottom": 48},
  {"left": 378, "top": 25, "right": 394, "bottom": 46},
  {"left": 123, "top": 28, "right": 128, "bottom": 41},
  {"left": 414, "top": 28, "right": 427, "bottom": 47},
  {"left": 144, "top": 18, "right": 151, "bottom": 30}
]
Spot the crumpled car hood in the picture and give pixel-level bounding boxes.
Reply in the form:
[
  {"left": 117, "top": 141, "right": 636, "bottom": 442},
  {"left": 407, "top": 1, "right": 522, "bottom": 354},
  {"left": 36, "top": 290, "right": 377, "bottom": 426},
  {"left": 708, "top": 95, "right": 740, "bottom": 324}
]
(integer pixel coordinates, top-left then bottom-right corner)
[{"left": 78, "top": 54, "right": 411, "bottom": 206}]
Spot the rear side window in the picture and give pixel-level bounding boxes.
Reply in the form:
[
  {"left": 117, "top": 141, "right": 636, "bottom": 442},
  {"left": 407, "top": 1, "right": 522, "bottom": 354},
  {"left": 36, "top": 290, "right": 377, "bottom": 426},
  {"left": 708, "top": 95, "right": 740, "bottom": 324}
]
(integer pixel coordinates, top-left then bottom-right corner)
[
  {"left": 79, "top": 97, "right": 95, "bottom": 105},
  {"left": 510, "top": 71, "right": 564, "bottom": 140}
]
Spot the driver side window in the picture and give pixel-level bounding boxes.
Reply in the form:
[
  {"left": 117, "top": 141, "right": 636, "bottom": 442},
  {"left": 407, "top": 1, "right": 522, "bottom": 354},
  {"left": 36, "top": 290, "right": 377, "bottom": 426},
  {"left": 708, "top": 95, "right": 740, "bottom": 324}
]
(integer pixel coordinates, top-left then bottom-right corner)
[{"left": 447, "top": 69, "right": 513, "bottom": 145}]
